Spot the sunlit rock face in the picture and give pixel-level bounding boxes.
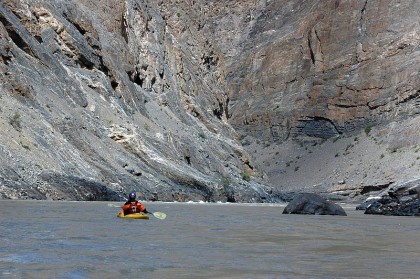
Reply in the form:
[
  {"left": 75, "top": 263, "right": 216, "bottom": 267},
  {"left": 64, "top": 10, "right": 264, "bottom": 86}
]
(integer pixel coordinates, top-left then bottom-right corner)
[
  {"left": 0, "top": 0, "right": 419, "bottom": 202},
  {"left": 0, "top": 0, "right": 273, "bottom": 202}
]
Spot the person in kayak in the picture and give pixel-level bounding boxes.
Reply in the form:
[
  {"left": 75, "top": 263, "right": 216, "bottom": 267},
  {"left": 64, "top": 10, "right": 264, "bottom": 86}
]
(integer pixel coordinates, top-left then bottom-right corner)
[{"left": 121, "top": 192, "right": 150, "bottom": 216}]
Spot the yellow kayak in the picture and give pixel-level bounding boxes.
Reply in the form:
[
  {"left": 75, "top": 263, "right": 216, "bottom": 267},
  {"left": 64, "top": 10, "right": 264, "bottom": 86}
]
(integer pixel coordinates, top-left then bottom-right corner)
[{"left": 117, "top": 211, "right": 149, "bottom": 220}]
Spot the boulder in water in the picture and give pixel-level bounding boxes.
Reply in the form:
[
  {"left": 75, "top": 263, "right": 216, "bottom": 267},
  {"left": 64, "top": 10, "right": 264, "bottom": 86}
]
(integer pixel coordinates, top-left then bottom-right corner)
[{"left": 283, "top": 193, "right": 347, "bottom": 216}]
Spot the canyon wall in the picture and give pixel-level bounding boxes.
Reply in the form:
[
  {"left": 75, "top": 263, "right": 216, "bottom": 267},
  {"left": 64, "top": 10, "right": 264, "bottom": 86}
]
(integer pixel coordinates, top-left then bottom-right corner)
[
  {"left": 216, "top": 0, "right": 420, "bottom": 142},
  {"left": 205, "top": 0, "right": 420, "bottom": 199},
  {"left": 0, "top": 0, "right": 419, "bottom": 201},
  {"left": 0, "top": 0, "right": 273, "bottom": 201}
]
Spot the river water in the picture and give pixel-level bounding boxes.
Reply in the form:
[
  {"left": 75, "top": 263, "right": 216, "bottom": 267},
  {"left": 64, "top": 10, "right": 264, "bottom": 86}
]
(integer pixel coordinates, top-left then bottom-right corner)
[{"left": 0, "top": 200, "right": 419, "bottom": 279}]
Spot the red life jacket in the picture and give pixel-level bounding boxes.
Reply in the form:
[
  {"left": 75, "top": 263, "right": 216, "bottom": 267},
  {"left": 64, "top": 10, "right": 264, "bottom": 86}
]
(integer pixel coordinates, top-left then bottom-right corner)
[{"left": 124, "top": 201, "right": 141, "bottom": 214}]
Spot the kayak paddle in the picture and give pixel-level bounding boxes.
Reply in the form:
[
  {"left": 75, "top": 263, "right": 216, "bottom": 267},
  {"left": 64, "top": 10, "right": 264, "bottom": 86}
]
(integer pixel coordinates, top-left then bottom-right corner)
[{"left": 149, "top": 212, "right": 167, "bottom": 220}]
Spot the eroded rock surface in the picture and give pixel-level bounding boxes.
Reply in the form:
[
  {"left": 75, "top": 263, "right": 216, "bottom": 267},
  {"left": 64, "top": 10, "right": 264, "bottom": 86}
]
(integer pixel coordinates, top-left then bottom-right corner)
[
  {"left": 0, "top": 0, "right": 419, "bottom": 202},
  {"left": 208, "top": 0, "right": 420, "bottom": 201},
  {"left": 0, "top": 0, "right": 273, "bottom": 202}
]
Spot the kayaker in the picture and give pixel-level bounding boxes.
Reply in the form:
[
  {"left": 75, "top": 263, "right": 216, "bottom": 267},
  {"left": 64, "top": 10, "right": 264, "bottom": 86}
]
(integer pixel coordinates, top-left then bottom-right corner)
[{"left": 121, "top": 192, "right": 150, "bottom": 216}]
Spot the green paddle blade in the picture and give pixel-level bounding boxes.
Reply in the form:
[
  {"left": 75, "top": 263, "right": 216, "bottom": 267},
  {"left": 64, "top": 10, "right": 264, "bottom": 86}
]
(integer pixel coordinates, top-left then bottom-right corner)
[{"left": 152, "top": 212, "right": 166, "bottom": 220}]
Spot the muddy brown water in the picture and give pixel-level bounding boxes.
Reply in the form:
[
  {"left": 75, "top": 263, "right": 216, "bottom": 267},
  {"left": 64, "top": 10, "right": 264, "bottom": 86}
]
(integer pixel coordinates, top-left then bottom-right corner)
[{"left": 0, "top": 200, "right": 419, "bottom": 278}]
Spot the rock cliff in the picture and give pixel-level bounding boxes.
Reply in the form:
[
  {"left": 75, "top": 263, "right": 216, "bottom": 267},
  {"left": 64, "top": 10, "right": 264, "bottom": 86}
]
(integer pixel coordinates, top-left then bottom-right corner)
[
  {"left": 0, "top": 0, "right": 419, "bottom": 202},
  {"left": 0, "top": 0, "right": 273, "bottom": 202},
  {"left": 210, "top": 0, "right": 420, "bottom": 201}
]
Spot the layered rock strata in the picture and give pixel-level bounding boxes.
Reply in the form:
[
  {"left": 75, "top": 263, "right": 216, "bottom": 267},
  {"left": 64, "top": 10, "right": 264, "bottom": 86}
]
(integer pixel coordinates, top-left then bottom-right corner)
[
  {"left": 0, "top": 0, "right": 419, "bottom": 202},
  {"left": 208, "top": 0, "right": 420, "bottom": 200},
  {"left": 0, "top": 0, "right": 273, "bottom": 202}
]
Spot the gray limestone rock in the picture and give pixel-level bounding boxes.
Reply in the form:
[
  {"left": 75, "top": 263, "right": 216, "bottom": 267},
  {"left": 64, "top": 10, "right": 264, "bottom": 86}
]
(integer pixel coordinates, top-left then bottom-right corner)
[{"left": 1, "top": 0, "right": 419, "bottom": 203}]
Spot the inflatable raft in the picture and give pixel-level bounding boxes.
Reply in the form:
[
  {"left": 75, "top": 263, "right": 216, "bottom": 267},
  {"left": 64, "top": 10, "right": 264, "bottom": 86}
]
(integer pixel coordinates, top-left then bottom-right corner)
[{"left": 117, "top": 211, "right": 149, "bottom": 220}]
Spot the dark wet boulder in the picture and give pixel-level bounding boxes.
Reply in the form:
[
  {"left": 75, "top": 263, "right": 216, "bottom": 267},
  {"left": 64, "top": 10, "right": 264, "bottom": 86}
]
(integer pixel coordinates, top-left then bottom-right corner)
[
  {"left": 282, "top": 193, "right": 347, "bottom": 216},
  {"left": 359, "top": 179, "right": 420, "bottom": 216},
  {"left": 365, "top": 198, "right": 420, "bottom": 216}
]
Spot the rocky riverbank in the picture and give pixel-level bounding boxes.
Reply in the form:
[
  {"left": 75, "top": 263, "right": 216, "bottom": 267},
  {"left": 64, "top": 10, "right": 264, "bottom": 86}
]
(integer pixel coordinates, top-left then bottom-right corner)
[{"left": 356, "top": 179, "right": 420, "bottom": 216}]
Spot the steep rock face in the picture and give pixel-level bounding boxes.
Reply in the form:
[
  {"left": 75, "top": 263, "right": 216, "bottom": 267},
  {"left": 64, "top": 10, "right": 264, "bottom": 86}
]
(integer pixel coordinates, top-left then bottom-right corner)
[
  {"left": 0, "top": 0, "right": 273, "bottom": 202},
  {"left": 0, "top": 0, "right": 419, "bottom": 202},
  {"left": 222, "top": 0, "right": 420, "bottom": 141},
  {"left": 206, "top": 0, "right": 420, "bottom": 199}
]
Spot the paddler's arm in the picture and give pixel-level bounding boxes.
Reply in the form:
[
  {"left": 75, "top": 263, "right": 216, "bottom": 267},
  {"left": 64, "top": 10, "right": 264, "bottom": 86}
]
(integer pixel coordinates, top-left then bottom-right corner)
[{"left": 137, "top": 203, "right": 149, "bottom": 214}]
